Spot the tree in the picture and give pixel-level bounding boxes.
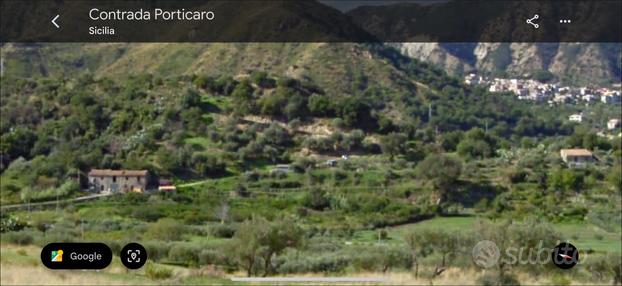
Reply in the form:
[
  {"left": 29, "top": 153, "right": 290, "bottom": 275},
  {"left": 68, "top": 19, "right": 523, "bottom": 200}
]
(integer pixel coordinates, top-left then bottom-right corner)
[
  {"left": 457, "top": 128, "right": 496, "bottom": 159},
  {"left": 261, "top": 123, "right": 290, "bottom": 147},
  {"left": 457, "top": 139, "right": 492, "bottom": 159},
  {"left": 608, "top": 164, "right": 622, "bottom": 193},
  {"left": 284, "top": 94, "right": 307, "bottom": 120},
  {"left": 308, "top": 94, "right": 332, "bottom": 116},
  {"left": 342, "top": 130, "right": 364, "bottom": 152},
  {"left": 191, "top": 154, "right": 226, "bottom": 177},
  {"left": 259, "top": 218, "right": 304, "bottom": 276},
  {"left": 416, "top": 154, "right": 462, "bottom": 201},
  {"left": 182, "top": 88, "right": 202, "bottom": 108},
  {"left": 230, "top": 216, "right": 269, "bottom": 277},
  {"left": 441, "top": 131, "right": 464, "bottom": 152},
  {"left": 548, "top": 168, "right": 584, "bottom": 193},
  {"left": 258, "top": 88, "right": 289, "bottom": 116},
  {"left": 339, "top": 97, "right": 372, "bottom": 128},
  {"left": 250, "top": 71, "right": 275, "bottom": 88},
  {"left": 156, "top": 148, "right": 183, "bottom": 176},
  {"left": 231, "top": 80, "right": 254, "bottom": 114},
  {"left": 532, "top": 69, "right": 555, "bottom": 83},
  {"left": 303, "top": 188, "right": 331, "bottom": 211},
  {"left": 230, "top": 216, "right": 303, "bottom": 277},
  {"left": 405, "top": 229, "right": 463, "bottom": 277},
  {"left": 380, "top": 132, "right": 407, "bottom": 162},
  {"left": 405, "top": 232, "right": 427, "bottom": 278},
  {"left": 0, "top": 128, "right": 36, "bottom": 160}
]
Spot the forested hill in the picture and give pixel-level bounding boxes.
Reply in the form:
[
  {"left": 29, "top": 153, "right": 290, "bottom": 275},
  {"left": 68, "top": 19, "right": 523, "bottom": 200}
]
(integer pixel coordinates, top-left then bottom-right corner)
[{"left": 0, "top": 43, "right": 617, "bottom": 205}]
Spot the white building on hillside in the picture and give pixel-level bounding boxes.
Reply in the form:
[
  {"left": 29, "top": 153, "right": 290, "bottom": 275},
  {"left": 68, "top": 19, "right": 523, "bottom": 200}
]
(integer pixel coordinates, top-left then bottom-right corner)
[{"left": 569, "top": 113, "right": 583, "bottom": 123}]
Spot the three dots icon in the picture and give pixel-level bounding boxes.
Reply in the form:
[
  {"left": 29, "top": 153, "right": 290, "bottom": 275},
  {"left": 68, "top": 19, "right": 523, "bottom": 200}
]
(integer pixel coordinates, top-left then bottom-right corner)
[{"left": 560, "top": 19, "right": 572, "bottom": 24}]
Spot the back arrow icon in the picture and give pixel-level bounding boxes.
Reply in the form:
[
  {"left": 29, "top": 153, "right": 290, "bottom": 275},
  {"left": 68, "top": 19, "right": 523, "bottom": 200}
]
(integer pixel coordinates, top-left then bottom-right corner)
[{"left": 52, "top": 15, "right": 60, "bottom": 28}]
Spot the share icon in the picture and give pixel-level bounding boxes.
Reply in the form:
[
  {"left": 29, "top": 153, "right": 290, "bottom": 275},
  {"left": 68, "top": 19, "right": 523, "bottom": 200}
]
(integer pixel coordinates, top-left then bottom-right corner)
[{"left": 526, "top": 14, "right": 539, "bottom": 29}]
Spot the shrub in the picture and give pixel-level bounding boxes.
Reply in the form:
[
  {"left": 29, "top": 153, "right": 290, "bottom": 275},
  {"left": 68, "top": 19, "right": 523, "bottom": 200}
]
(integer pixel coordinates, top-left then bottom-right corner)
[
  {"left": 476, "top": 272, "right": 521, "bottom": 286},
  {"left": 276, "top": 252, "right": 350, "bottom": 274},
  {"left": 351, "top": 246, "right": 412, "bottom": 272},
  {"left": 145, "top": 218, "right": 186, "bottom": 241},
  {"left": 143, "top": 241, "right": 171, "bottom": 261},
  {"left": 210, "top": 224, "right": 237, "bottom": 238},
  {"left": 243, "top": 170, "right": 260, "bottom": 182},
  {"left": 36, "top": 231, "right": 76, "bottom": 245},
  {"left": 0, "top": 214, "right": 27, "bottom": 232},
  {"left": 235, "top": 183, "right": 250, "bottom": 197},
  {"left": 1, "top": 231, "right": 34, "bottom": 246},
  {"left": 131, "top": 208, "right": 164, "bottom": 222},
  {"left": 292, "top": 157, "right": 315, "bottom": 173},
  {"left": 378, "top": 229, "right": 388, "bottom": 240},
  {"left": 507, "top": 168, "right": 528, "bottom": 184},
  {"left": 198, "top": 249, "right": 229, "bottom": 266},
  {"left": 549, "top": 274, "right": 571, "bottom": 286},
  {"left": 302, "top": 189, "right": 331, "bottom": 211},
  {"left": 145, "top": 262, "right": 173, "bottom": 280},
  {"left": 104, "top": 240, "right": 124, "bottom": 255},
  {"left": 90, "top": 219, "right": 120, "bottom": 232},
  {"left": 168, "top": 244, "right": 200, "bottom": 266},
  {"left": 122, "top": 192, "right": 149, "bottom": 204}
]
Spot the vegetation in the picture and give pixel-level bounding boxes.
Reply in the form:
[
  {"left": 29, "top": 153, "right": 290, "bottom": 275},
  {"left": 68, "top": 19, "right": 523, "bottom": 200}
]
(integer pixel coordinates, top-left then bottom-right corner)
[{"left": 1, "top": 43, "right": 620, "bottom": 285}]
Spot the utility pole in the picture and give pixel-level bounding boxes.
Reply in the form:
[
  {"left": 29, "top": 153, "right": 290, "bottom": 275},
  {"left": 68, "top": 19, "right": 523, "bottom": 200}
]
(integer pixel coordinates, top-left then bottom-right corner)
[
  {"left": 428, "top": 103, "right": 432, "bottom": 123},
  {"left": 56, "top": 188, "right": 59, "bottom": 213}
]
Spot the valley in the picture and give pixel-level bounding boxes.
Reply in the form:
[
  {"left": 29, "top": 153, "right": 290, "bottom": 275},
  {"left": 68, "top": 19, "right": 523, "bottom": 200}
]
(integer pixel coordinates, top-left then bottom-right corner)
[{"left": 1, "top": 42, "right": 621, "bottom": 285}]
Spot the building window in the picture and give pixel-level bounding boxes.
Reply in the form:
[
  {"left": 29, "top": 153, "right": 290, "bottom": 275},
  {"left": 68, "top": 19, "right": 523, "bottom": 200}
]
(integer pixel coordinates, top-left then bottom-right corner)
[{"left": 113, "top": 176, "right": 117, "bottom": 182}]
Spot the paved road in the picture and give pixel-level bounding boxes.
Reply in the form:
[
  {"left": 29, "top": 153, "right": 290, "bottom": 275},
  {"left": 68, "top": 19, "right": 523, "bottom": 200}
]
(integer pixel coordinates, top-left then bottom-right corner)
[{"left": 0, "top": 193, "right": 114, "bottom": 211}]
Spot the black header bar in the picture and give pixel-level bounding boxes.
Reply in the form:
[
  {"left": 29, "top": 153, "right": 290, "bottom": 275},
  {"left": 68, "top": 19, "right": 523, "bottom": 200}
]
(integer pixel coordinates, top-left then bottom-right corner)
[{"left": 1, "top": 0, "right": 620, "bottom": 42}]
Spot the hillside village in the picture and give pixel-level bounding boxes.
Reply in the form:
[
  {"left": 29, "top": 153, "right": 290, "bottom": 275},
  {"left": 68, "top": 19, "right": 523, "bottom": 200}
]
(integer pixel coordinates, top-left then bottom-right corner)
[
  {"left": 465, "top": 73, "right": 622, "bottom": 139},
  {"left": 464, "top": 73, "right": 621, "bottom": 105}
]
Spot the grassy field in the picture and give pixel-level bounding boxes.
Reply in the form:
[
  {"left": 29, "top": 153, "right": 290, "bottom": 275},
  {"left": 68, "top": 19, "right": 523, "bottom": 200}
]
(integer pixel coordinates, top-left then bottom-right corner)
[
  {"left": 0, "top": 244, "right": 233, "bottom": 285},
  {"left": 349, "top": 216, "right": 622, "bottom": 254},
  {"left": 0, "top": 244, "right": 571, "bottom": 285}
]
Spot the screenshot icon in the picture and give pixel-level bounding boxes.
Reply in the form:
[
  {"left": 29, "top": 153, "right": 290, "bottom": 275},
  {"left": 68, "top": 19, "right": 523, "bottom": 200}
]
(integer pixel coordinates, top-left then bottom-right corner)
[{"left": 120, "top": 243, "right": 147, "bottom": 270}]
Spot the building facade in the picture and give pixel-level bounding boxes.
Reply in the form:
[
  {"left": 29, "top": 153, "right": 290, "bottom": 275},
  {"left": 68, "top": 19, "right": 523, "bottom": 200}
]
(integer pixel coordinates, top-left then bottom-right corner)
[
  {"left": 88, "top": 169, "right": 148, "bottom": 193},
  {"left": 560, "top": 149, "right": 594, "bottom": 168}
]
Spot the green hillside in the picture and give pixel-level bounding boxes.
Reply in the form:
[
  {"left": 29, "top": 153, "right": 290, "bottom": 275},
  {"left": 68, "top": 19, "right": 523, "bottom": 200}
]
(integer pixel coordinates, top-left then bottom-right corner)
[
  {"left": 3, "top": 43, "right": 412, "bottom": 93},
  {"left": 1, "top": 43, "right": 621, "bottom": 284}
]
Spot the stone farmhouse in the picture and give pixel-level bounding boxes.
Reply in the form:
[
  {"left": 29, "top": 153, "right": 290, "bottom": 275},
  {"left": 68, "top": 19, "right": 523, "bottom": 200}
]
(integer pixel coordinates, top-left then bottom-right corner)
[{"left": 88, "top": 169, "right": 149, "bottom": 193}]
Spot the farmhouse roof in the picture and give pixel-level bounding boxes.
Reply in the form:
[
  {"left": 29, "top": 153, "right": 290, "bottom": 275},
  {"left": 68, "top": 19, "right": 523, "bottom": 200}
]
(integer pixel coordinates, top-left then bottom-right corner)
[
  {"left": 88, "top": 169, "right": 148, "bottom": 177},
  {"left": 560, "top": 149, "right": 593, "bottom": 157}
]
